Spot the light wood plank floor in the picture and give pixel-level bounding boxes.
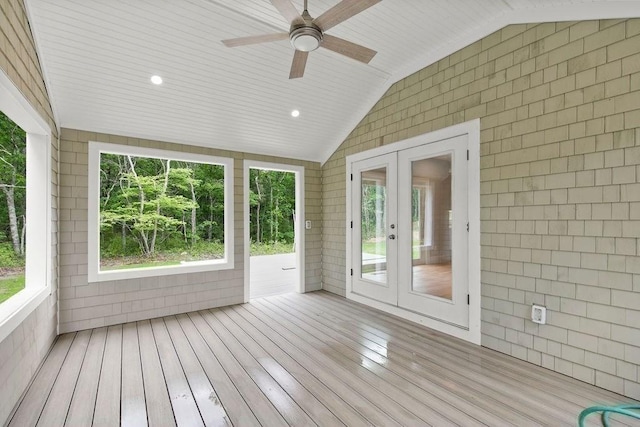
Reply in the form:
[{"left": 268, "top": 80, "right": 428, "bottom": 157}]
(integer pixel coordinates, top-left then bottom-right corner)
[{"left": 8, "top": 291, "right": 638, "bottom": 426}]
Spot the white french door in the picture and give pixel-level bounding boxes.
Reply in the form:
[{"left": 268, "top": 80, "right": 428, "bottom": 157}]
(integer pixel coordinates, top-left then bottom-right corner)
[
  {"left": 351, "top": 153, "right": 398, "bottom": 305},
  {"left": 397, "top": 136, "right": 468, "bottom": 327},
  {"left": 351, "top": 135, "right": 469, "bottom": 328}
]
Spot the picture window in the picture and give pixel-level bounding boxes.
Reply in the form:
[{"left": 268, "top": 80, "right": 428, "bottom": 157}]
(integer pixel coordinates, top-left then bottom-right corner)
[{"left": 88, "top": 142, "right": 234, "bottom": 282}]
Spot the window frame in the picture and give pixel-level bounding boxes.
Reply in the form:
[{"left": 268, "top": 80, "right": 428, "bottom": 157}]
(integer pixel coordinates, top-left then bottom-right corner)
[
  {"left": 87, "top": 142, "right": 234, "bottom": 282},
  {"left": 0, "top": 70, "right": 52, "bottom": 344}
]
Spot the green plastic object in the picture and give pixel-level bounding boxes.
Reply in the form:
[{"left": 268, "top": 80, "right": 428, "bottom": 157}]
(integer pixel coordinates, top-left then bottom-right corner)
[{"left": 578, "top": 405, "right": 640, "bottom": 426}]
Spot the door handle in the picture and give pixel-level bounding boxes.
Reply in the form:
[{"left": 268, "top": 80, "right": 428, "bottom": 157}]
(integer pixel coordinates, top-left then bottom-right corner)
[{"left": 389, "top": 234, "right": 396, "bottom": 240}]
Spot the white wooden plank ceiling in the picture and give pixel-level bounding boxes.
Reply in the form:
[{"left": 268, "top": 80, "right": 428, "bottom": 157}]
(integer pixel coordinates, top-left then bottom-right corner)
[{"left": 26, "top": 0, "right": 640, "bottom": 162}]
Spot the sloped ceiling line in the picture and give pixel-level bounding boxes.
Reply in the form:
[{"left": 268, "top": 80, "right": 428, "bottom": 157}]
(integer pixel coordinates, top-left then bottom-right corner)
[
  {"left": 22, "top": 0, "right": 640, "bottom": 164},
  {"left": 320, "top": 1, "right": 640, "bottom": 164}
]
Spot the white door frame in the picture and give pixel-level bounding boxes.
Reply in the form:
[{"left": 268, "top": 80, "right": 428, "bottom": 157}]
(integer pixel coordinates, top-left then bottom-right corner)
[
  {"left": 345, "top": 119, "right": 481, "bottom": 344},
  {"left": 243, "top": 160, "right": 305, "bottom": 302}
]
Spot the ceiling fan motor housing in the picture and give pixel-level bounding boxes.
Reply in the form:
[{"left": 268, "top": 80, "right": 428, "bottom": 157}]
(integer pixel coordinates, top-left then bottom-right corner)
[{"left": 290, "top": 10, "right": 323, "bottom": 52}]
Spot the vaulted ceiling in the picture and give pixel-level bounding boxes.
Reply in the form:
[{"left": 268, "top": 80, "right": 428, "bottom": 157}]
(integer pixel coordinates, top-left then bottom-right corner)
[{"left": 26, "top": 0, "right": 640, "bottom": 162}]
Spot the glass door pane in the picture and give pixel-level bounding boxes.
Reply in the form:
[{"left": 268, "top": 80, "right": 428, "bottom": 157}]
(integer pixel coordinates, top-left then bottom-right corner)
[
  {"left": 361, "top": 168, "right": 387, "bottom": 284},
  {"left": 410, "top": 155, "right": 452, "bottom": 300}
]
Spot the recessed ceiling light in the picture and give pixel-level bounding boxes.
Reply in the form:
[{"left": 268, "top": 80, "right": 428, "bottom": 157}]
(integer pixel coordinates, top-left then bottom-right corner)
[
  {"left": 150, "top": 75, "right": 163, "bottom": 85},
  {"left": 291, "top": 110, "right": 300, "bottom": 118}
]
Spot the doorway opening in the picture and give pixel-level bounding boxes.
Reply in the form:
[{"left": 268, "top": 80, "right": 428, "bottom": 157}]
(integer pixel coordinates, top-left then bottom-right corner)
[{"left": 243, "top": 161, "right": 305, "bottom": 301}]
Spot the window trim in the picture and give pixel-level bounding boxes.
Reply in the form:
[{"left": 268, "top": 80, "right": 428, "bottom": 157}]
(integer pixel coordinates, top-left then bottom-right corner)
[
  {"left": 0, "top": 69, "right": 52, "bottom": 344},
  {"left": 87, "top": 142, "right": 234, "bottom": 282}
]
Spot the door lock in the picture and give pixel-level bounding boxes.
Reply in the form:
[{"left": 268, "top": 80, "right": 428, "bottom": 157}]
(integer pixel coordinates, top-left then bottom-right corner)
[{"left": 390, "top": 224, "right": 395, "bottom": 229}]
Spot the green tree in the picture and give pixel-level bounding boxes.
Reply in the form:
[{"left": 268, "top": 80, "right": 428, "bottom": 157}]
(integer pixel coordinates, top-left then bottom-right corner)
[
  {"left": 0, "top": 111, "right": 26, "bottom": 256},
  {"left": 97, "top": 151, "right": 295, "bottom": 265},
  {"left": 100, "top": 155, "right": 197, "bottom": 257},
  {"left": 361, "top": 181, "right": 386, "bottom": 240},
  {"left": 194, "top": 164, "right": 224, "bottom": 243},
  {"left": 249, "top": 169, "right": 295, "bottom": 245}
]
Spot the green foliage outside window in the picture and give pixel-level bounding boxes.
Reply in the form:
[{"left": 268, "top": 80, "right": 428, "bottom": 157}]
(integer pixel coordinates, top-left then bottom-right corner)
[
  {"left": 99, "top": 153, "right": 226, "bottom": 270},
  {"left": 0, "top": 111, "right": 26, "bottom": 300},
  {"left": 248, "top": 169, "right": 296, "bottom": 255}
]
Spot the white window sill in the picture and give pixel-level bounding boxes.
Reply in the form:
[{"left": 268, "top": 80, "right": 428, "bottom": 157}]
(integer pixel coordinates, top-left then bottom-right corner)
[
  {"left": 0, "top": 286, "right": 50, "bottom": 344},
  {"left": 89, "top": 258, "right": 234, "bottom": 283}
]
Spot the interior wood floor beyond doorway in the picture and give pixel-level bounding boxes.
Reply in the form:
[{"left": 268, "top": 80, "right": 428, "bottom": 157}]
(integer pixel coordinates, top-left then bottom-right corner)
[
  {"left": 363, "top": 263, "right": 453, "bottom": 299},
  {"left": 412, "top": 262, "right": 452, "bottom": 299},
  {"left": 8, "top": 291, "right": 637, "bottom": 426}
]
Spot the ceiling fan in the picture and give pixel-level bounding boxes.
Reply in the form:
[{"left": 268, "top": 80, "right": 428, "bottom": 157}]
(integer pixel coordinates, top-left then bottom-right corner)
[{"left": 222, "top": 0, "right": 381, "bottom": 79}]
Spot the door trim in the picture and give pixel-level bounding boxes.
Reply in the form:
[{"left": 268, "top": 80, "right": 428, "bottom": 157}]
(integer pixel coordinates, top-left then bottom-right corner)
[
  {"left": 243, "top": 160, "right": 305, "bottom": 302},
  {"left": 345, "top": 119, "right": 481, "bottom": 344}
]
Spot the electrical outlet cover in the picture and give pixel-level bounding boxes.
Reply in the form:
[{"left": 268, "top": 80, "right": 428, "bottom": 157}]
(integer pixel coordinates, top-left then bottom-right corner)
[{"left": 531, "top": 305, "right": 546, "bottom": 324}]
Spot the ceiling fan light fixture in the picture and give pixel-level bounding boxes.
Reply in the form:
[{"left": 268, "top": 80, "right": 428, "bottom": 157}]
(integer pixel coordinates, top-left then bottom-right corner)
[{"left": 290, "top": 25, "right": 322, "bottom": 52}]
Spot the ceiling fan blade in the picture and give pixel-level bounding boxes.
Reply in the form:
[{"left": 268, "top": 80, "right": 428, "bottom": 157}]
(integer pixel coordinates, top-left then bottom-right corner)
[
  {"left": 313, "top": 0, "right": 380, "bottom": 31},
  {"left": 222, "top": 33, "right": 289, "bottom": 48},
  {"left": 271, "top": 0, "right": 302, "bottom": 24},
  {"left": 289, "top": 50, "right": 308, "bottom": 79},
  {"left": 321, "top": 34, "right": 376, "bottom": 64}
]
